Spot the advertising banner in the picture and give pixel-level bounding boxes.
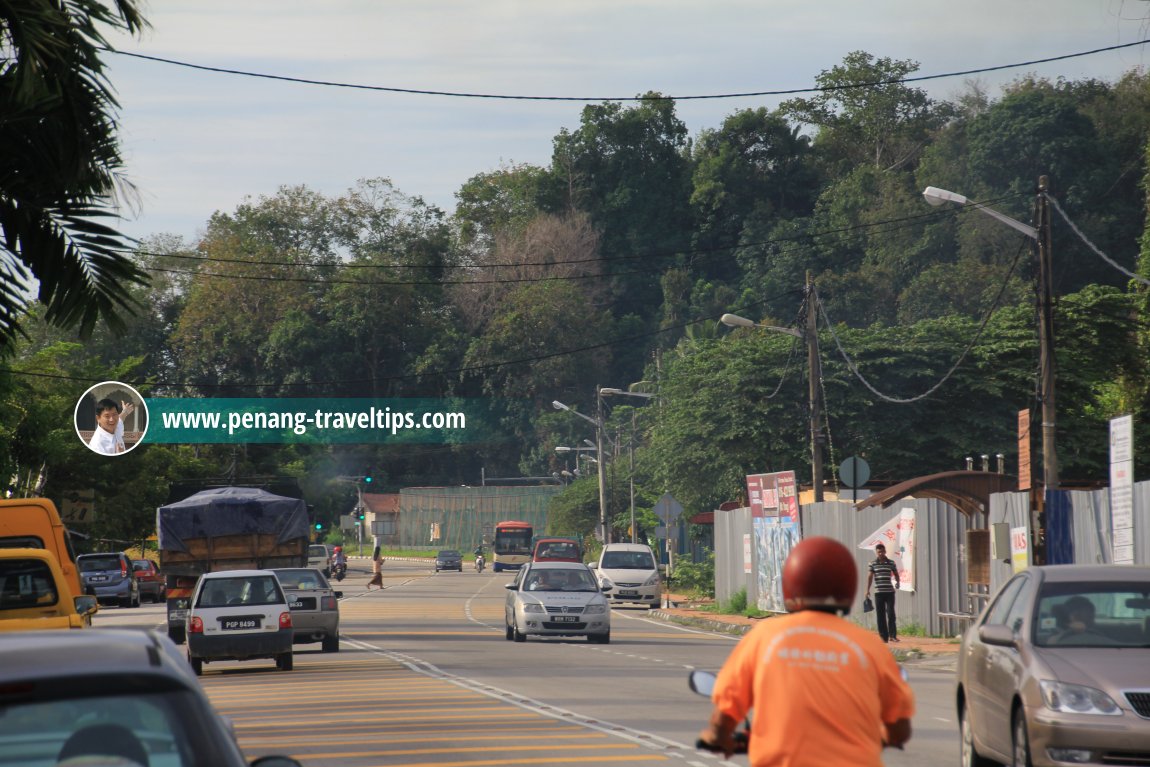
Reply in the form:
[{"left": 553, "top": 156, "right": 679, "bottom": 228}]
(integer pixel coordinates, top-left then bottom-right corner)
[{"left": 858, "top": 508, "right": 916, "bottom": 592}]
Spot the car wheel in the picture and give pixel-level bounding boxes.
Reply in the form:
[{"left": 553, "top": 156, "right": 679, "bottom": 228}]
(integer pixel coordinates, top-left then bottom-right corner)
[
  {"left": 168, "top": 626, "right": 186, "bottom": 645},
  {"left": 322, "top": 634, "right": 339, "bottom": 653},
  {"left": 505, "top": 623, "right": 514, "bottom": 641},
  {"left": 276, "top": 652, "right": 294, "bottom": 671},
  {"left": 513, "top": 624, "right": 527, "bottom": 643},
  {"left": 589, "top": 631, "right": 610, "bottom": 644},
  {"left": 188, "top": 653, "right": 203, "bottom": 676},
  {"left": 131, "top": 590, "right": 141, "bottom": 608},
  {"left": 960, "top": 699, "right": 995, "bottom": 767},
  {"left": 1012, "top": 707, "right": 1032, "bottom": 767}
]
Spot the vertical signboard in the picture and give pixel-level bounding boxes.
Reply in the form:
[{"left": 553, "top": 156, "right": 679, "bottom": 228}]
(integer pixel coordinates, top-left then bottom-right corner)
[
  {"left": 1110, "top": 415, "right": 1134, "bottom": 565},
  {"left": 1010, "top": 526, "right": 1030, "bottom": 573},
  {"left": 746, "top": 470, "right": 800, "bottom": 612},
  {"left": 1018, "top": 409, "right": 1031, "bottom": 491}
]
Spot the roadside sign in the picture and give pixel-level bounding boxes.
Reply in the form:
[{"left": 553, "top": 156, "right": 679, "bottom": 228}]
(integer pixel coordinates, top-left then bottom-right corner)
[
  {"left": 653, "top": 493, "right": 682, "bottom": 525},
  {"left": 839, "top": 456, "right": 870, "bottom": 488}
]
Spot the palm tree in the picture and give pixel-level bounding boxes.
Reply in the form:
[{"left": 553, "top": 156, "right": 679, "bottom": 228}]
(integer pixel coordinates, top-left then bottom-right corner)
[{"left": 0, "top": 0, "right": 150, "bottom": 353}]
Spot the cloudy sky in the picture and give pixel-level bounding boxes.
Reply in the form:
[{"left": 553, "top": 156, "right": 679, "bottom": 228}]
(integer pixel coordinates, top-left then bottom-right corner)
[{"left": 104, "top": 1, "right": 1150, "bottom": 243}]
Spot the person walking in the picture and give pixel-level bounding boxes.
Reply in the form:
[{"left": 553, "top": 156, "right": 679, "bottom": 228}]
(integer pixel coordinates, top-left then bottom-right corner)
[
  {"left": 865, "top": 542, "right": 900, "bottom": 643},
  {"left": 698, "top": 537, "right": 914, "bottom": 765},
  {"left": 367, "top": 545, "right": 383, "bottom": 589}
]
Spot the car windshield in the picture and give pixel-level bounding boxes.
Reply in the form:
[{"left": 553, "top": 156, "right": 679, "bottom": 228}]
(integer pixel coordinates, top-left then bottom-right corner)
[
  {"left": 274, "top": 569, "right": 328, "bottom": 590},
  {"left": 437, "top": 551, "right": 459, "bottom": 558},
  {"left": 1034, "top": 582, "right": 1150, "bottom": 648},
  {"left": 0, "top": 558, "right": 59, "bottom": 611},
  {"left": 601, "top": 552, "right": 655, "bottom": 570},
  {"left": 79, "top": 556, "right": 121, "bottom": 572},
  {"left": 522, "top": 569, "right": 598, "bottom": 592},
  {"left": 0, "top": 688, "right": 208, "bottom": 767},
  {"left": 195, "top": 576, "right": 282, "bottom": 608},
  {"left": 132, "top": 561, "right": 152, "bottom": 572}
]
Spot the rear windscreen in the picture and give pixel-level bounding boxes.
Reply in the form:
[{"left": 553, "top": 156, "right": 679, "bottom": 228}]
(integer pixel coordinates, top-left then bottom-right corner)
[
  {"left": 79, "top": 556, "right": 121, "bottom": 572},
  {"left": 0, "top": 558, "right": 60, "bottom": 610}
]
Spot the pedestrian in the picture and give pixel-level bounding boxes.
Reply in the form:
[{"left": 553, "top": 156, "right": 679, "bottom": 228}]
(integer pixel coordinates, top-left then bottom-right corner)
[
  {"left": 367, "top": 545, "right": 383, "bottom": 589},
  {"left": 865, "top": 542, "right": 900, "bottom": 643},
  {"left": 698, "top": 536, "right": 914, "bottom": 765}
]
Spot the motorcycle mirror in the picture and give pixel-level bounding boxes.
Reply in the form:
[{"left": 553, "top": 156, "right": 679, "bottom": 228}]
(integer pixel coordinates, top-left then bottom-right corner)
[{"left": 688, "top": 669, "right": 717, "bottom": 697}]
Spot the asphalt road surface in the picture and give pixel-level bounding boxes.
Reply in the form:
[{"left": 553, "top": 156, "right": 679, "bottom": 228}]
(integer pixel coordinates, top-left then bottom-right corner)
[{"left": 92, "top": 560, "right": 960, "bottom": 766}]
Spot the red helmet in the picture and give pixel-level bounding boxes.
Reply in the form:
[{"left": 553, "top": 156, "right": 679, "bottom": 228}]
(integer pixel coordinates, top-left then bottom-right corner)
[
  {"left": 782, "top": 536, "right": 857, "bottom": 614},
  {"left": 333, "top": 546, "right": 342, "bottom": 552}
]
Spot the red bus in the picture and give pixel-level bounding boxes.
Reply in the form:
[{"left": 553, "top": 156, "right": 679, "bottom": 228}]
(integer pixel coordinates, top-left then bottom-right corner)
[{"left": 492, "top": 521, "right": 533, "bottom": 572}]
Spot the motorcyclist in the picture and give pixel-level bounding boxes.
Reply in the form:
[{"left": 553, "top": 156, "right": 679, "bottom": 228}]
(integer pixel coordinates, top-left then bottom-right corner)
[
  {"left": 332, "top": 546, "right": 347, "bottom": 571},
  {"left": 473, "top": 544, "right": 485, "bottom": 572},
  {"left": 698, "top": 536, "right": 914, "bottom": 766}
]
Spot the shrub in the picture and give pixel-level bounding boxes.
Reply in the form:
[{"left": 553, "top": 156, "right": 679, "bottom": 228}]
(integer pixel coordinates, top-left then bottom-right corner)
[{"left": 669, "top": 550, "right": 715, "bottom": 598}]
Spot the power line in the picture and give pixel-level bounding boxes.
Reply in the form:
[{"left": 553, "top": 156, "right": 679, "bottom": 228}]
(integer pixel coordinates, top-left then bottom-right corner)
[
  {"left": 818, "top": 237, "right": 1028, "bottom": 404},
  {"left": 1046, "top": 194, "right": 1150, "bottom": 288},
  {"left": 105, "top": 39, "right": 1150, "bottom": 102}
]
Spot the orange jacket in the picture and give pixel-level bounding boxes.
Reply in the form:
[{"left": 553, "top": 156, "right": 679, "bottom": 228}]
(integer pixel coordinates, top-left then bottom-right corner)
[{"left": 712, "top": 609, "right": 914, "bottom": 767}]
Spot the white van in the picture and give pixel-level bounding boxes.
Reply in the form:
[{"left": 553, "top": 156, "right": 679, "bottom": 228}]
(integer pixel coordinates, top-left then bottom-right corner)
[{"left": 589, "top": 543, "right": 661, "bottom": 608}]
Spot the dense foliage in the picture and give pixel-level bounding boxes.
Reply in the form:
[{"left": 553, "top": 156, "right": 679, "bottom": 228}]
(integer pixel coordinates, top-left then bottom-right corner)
[{"left": 5, "top": 47, "right": 1150, "bottom": 546}]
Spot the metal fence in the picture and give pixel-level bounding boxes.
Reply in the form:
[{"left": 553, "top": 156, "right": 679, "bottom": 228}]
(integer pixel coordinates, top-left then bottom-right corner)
[{"left": 395, "top": 486, "right": 560, "bottom": 551}]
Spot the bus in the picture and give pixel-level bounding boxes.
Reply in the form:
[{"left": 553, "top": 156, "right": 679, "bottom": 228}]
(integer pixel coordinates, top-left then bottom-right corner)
[{"left": 492, "top": 520, "right": 533, "bottom": 572}]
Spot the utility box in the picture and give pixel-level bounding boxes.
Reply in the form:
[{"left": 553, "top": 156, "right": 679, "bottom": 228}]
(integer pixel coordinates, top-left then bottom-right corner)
[{"left": 990, "top": 522, "right": 1011, "bottom": 562}]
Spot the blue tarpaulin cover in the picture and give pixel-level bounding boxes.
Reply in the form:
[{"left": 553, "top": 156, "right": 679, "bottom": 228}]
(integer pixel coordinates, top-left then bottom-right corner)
[{"left": 156, "top": 486, "right": 310, "bottom": 555}]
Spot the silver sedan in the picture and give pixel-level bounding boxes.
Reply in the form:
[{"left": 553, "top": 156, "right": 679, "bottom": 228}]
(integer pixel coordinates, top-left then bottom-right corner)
[
  {"left": 504, "top": 562, "right": 611, "bottom": 644},
  {"left": 273, "top": 567, "right": 341, "bottom": 653}
]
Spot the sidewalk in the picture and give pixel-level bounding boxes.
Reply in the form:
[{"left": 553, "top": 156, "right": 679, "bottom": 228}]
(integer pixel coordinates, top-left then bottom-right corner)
[{"left": 650, "top": 595, "right": 959, "bottom": 669}]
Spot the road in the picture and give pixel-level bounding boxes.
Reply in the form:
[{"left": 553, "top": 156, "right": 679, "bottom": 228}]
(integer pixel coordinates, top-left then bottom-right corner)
[{"left": 94, "top": 561, "right": 960, "bottom": 766}]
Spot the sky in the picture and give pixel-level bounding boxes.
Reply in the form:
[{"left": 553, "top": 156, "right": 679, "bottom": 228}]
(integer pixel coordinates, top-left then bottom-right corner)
[{"left": 104, "top": 0, "right": 1150, "bottom": 244}]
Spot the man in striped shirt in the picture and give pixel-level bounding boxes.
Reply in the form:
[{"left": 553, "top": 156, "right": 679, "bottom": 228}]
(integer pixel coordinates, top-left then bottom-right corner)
[{"left": 865, "top": 543, "right": 900, "bottom": 643}]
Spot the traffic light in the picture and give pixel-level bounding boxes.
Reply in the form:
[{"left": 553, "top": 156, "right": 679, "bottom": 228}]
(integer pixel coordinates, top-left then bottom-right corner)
[
  {"left": 357, "top": 510, "right": 365, "bottom": 521},
  {"left": 314, "top": 522, "right": 323, "bottom": 531},
  {"left": 363, "top": 475, "right": 373, "bottom": 484}
]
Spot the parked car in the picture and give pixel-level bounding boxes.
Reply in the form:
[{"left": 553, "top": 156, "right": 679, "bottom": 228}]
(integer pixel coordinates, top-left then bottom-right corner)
[
  {"left": 532, "top": 537, "right": 583, "bottom": 563},
  {"left": 957, "top": 564, "right": 1150, "bottom": 767},
  {"left": 504, "top": 561, "right": 611, "bottom": 643},
  {"left": 435, "top": 549, "right": 463, "bottom": 572},
  {"left": 0, "top": 548, "right": 98, "bottom": 631},
  {"left": 186, "top": 569, "right": 294, "bottom": 676},
  {"left": 0, "top": 628, "right": 302, "bottom": 766},
  {"left": 307, "top": 543, "right": 333, "bottom": 576},
  {"left": 76, "top": 551, "right": 140, "bottom": 608},
  {"left": 131, "top": 558, "right": 166, "bottom": 602},
  {"left": 272, "top": 567, "right": 341, "bottom": 653},
  {"left": 589, "top": 542, "right": 661, "bottom": 608}
]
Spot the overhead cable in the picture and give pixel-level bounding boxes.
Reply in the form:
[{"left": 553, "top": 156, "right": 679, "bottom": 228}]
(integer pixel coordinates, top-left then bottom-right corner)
[
  {"left": 105, "top": 39, "right": 1150, "bottom": 102},
  {"left": 1046, "top": 194, "right": 1150, "bottom": 287}
]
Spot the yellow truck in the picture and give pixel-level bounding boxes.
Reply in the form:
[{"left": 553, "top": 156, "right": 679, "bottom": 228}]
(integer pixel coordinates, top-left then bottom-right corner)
[
  {"left": 0, "top": 497, "right": 84, "bottom": 599},
  {"left": 0, "top": 548, "right": 99, "bottom": 630}
]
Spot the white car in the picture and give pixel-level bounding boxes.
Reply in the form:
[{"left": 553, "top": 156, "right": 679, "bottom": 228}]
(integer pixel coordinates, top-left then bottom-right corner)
[
  {"left": 307, "top": 543, "right": 333, "bottom": 576},
  {"left": 504, "top": 562, "right": 611, "bottom": 644},
  {"left": 589, "top": 543, "right": 662, "bottom": 608},
  {"left": 186, "top": 569, "right": 294, "bottom": 676}
]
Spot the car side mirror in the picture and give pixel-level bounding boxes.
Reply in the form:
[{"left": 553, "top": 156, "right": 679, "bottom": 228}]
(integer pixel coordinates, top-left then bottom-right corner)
[
  {"left": 588, "top": 562, "right": 598, "bottom": 569},
  {"left": 601, "top": 584, "right": 612, "bottom": 592},
  {"left": 74, "top": 595, "right": 98, "bottom": 616},
  {"left": 978, "top": 623, "right": 1018, "bottom": 648},
  {"left": 505, "top": 583, "right": 517, "bottom": 590}
]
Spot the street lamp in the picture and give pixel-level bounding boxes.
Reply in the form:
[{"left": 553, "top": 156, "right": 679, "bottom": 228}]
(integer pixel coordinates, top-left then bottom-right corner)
[
  {"left": 721, "top": 275, "right": 826, "bottom": 502},
  {"left": 922, "top": 181, "right": 1056, "bottom": 490},
  {"left": 600, "top": 389, "right": 657, "bottom": 543},
  {"left": 554, "top": 399, "right": 610, "bottom": 541}
]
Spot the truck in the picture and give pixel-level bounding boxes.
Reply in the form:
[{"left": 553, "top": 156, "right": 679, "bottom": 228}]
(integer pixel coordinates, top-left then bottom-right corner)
[{"left": 158, "top": 486, "right": 310, "bottom": 644}]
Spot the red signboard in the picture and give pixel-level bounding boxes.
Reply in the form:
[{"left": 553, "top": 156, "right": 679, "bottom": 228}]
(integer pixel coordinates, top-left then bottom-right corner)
[{"left": 746, "top": 471, "right": 798, "bottom": 522}]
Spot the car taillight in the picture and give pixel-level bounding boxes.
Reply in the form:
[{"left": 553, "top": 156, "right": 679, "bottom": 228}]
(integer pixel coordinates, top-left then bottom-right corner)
[
  {"left": 189, "top": 616, "right": 203, "bottom": 634},
  {"left": 321, "top": 596, "right": 337, "bottom": 611},
  {"left": 279, "top": 612, "right": 292, "bottom": 629}
]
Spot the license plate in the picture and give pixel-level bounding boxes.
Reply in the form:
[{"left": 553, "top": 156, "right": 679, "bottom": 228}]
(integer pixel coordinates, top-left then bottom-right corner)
[
  {"left": 551, "top": 615, "right": 580, "bottom": 623},
  {"left": 289, "top": 597, "right": 316, "bottom": 610},
  {"left": 221, "top": 617, "right": 261, "bottom": 630},
  {"left": 169, "top": 609, "right": 187, "bottom": 622},
  {"left": 88, "top": 575, "right": 107, "bottom": 582},
  {"left": 618, "top": 590, "right": 638, "bottom": 597}
]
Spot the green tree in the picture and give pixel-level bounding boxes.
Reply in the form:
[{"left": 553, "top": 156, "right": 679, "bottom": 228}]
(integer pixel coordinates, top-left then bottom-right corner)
[{"left": 0, "top": 0, "right": 149, "bottom": 351}]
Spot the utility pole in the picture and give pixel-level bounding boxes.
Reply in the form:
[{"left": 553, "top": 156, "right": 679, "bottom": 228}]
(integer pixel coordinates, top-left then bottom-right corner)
[
  {"left": 1036, "top": 175, "right": 1058, "bottom": 491},
  {"left": 806, "top": 272, "right": 825, "bottom": 502},
  {"left": 595, "top": 386, "right": 610, "bottom": 544}
]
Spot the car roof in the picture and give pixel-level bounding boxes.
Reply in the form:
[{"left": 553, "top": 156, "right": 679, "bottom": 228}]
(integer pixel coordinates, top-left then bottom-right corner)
[
  {"left": 1030, "top": 564, "right": 1150, "bottom": 584},
  {"left": 601, "top": 543, "right": 652, "bottom": 552},
  {"left": 199, "top": 569, "right": 278, "bottom": 579},
  {"left": 526, "top": 561, "right": 592, "bottom": 571},
  {"left": 77, "top": 551, "right": 125, "bottom": 558},
  {"left": 272, "top": 567, "right": 325, "bottom": 575},
  {"left": 0, "top": 629, "right": 197, "bottom": 686}
]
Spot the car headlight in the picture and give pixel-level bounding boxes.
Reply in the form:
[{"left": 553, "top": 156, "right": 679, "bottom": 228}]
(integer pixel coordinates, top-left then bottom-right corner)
[
  {"left": 583, "top": 604, "right": 607, "bottom": 614},
  {"left": 522, "top": 603, "right": 546, "bottom": 613},
  {"left": 643, "top": 573, "right": 660, "bottom": 587},
  {"left": 1040, "top": 680, "right": 1122, "bottom": 715}
]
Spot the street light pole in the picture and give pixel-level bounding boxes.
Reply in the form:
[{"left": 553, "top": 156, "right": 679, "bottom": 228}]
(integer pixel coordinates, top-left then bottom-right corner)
[
  {"left": 595, "top": 387, "right": 609, "bottom": 543},
  {"left": 720, "top": 304, "right": 823, "bottom": 502},
  {"left": 922, "top": 181, "right": 1056, "bottom": 490},
  {"left": 600, "top": 388, "right": 656, "bottom": 542}
]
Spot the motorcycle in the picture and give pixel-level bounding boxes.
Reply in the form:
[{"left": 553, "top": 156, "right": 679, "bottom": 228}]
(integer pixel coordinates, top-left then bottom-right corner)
[
  {"left": 690, "top": 671, "right": 749, "bottom": 755},
  {"left": 332, "top": 561, "right": 347, "bottom": 582},
  {"left": 474, "top": 554, "right": 485, "bottom": 573}
]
